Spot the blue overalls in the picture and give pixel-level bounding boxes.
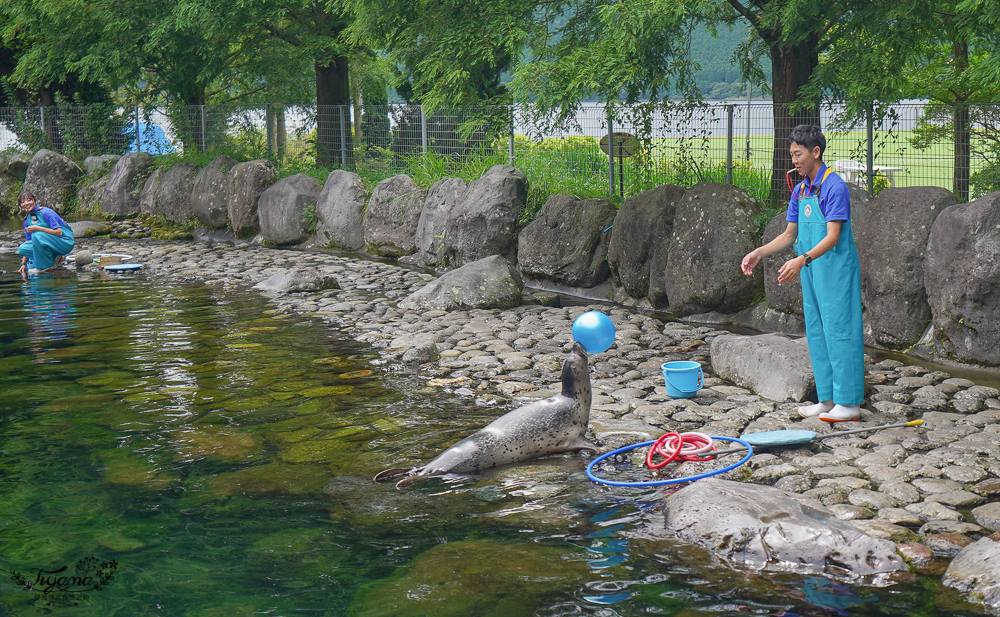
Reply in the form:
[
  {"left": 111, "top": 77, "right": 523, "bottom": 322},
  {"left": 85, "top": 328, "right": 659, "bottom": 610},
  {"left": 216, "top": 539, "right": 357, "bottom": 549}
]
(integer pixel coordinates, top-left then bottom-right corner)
[
  {"left": 18, "top": 206, "right": 75, "bottom": 270},
  {"left": 795, "top": 168, "right": 865, "bottom": 406}
]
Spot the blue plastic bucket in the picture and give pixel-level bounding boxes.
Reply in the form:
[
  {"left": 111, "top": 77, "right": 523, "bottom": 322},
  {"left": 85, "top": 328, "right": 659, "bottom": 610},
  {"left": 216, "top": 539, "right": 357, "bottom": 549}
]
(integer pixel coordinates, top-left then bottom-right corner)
[{"left": 661, "top": 361, "right": 704, "bottom": 398}]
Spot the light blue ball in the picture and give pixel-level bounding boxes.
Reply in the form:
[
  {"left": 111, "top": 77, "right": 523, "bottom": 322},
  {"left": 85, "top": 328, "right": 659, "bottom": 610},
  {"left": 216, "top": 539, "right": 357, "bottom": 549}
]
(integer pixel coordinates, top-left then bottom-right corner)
[{"left": 572, "top": 311, "right": 616, "bottom": 353}]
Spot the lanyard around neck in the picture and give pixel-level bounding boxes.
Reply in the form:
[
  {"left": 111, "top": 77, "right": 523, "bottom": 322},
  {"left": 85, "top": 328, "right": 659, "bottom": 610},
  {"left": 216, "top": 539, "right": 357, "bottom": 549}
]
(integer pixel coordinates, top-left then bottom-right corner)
[{"left": 800, "top": 167, "right": 833, "bottom": 198}]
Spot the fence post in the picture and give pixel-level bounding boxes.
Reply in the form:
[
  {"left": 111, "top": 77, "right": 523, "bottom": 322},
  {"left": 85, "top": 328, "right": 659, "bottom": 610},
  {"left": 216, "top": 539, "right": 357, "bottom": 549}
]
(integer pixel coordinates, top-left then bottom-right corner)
[
  {"left": 200, "top": 105, "right": 207, "bottom": 153},
  {"left": 726, "top": 104, "right": 734, "bottom": 185},
  {"left": 420, "top": 105, "right": 428, "bottom": 155},
  {"left": 39, "top": 106, "right": 45, "bottom": 135},
  {"left": 607, "top": 110, "right": 615, "bottom": 197},
  {"left": 135, "top": 106, "right": 141, "bottom": 153},
  {"left": 508, "top": 106, "right": 515, "bottom": 168},
  {"left": 266, "top": 104, "right": 273, "bottom": 159},
  {"left": 866, "top": 104, "right": 874, "bottom": 198},
  {"left": 339, "top": 105, "right": 348, "bottom": 167}
]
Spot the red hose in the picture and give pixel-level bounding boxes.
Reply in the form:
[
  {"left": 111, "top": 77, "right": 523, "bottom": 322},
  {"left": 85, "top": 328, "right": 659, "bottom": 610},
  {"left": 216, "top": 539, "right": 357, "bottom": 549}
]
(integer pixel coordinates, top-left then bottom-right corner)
[{"left": 646, "top": 432, "right": 717, "bottom": 469}]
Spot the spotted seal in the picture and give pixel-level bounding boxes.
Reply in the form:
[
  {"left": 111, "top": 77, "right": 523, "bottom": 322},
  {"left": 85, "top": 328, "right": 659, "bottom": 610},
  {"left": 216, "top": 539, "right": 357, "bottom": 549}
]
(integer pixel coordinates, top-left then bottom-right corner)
[{"left": 374, "top": 342, "right": 597, "bottom": 488}]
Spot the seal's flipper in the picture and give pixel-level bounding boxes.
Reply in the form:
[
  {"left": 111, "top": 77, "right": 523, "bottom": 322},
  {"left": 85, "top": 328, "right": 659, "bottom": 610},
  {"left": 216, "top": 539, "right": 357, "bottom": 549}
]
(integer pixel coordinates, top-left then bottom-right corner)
[
  {"left": 395, "top": 473, "right": 434, "bottom": 489},
  {"left": 373, "top": 468, "right": 414, "bottom": 483},
  {"left": 564, "top": 437, "right": 601, "bottom": 453}
]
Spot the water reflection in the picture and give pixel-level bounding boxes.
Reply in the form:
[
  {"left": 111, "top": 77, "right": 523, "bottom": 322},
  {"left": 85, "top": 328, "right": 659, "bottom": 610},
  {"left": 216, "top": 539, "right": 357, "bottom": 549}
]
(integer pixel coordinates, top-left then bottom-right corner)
[{"left": 20, "top": 272, "right": 78, "bottom": 360}]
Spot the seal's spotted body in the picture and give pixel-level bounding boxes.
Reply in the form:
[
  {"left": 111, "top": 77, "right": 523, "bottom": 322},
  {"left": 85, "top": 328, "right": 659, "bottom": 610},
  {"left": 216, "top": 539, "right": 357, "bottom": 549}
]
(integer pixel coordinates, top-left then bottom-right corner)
[{"left": 375, "top": 342, "right": 596, "bottom": 488}]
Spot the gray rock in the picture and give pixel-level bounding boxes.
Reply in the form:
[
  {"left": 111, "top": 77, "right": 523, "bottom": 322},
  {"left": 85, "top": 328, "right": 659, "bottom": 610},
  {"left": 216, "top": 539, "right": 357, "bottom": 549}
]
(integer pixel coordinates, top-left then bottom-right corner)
[
  {"left": 518, "top": 194, "right": 616, "bottom": 288},
  {"left": 761, "top": 213, "right": 802, "bottom": 314},
  {"left": 912, "top": 477, "right": 963, "bottom": 494},
  {"left": 848, "top": 489, "right": 899, "bottom": 510},
  {"left": 973, "top": 503, "right": 1000, "bottom": 530},
  {"left": 141, "top": 162, "right": 198, "bottom": 223},
  {"left": 919, "top": 520, "right": 984, "bottom": 535},
  {"left": 228, "top": 159, "right": 277, "bottom": 238},
  {"left": 68, "top": 221, "right": 111, "bottom": 238},
  {"left": 828, "top": 504, "right": 875, "bottom": 520},
  {"left": 402, "top": 342, "right": 440, "bottom": 364},
  {"left": 3, "top": 152, "right": 30, "bottom": 179},
  {"left": 589, "top": 419, "right": 665, "bottom": 449},
  {"left": 877, "top": 508, "right": 922, "bottom": 525},
  {"left": 73, "top": 250, "right": 92, "bottom": 266},
  {"left": 191, "top": 155, "right": 237, "bottom": 229},
  {"left": 944, "top": 534, "right": 1000, "bottom": 614},
  {"left": 316, "top": 169, "right": 366, "bottom": 251},
  {"left": 774, "top": 475, "right": 813, "bottom": 492},
  {"left": 906, "top": 501, "right": 962, "bottom": 521},
  {"left": 660, "top": 478, "right": 905, "bottom": 577},
  {"left": 817, "top": 476, "right": 871, "bottom": 491},
  {"left": 23, "top": 149, "right": 84, "bottom": 211},
  {"left": 608, "top": 184, "right": 683, "bottom": 301},
  {"left": 397, "top": 255, "right": 523, "bottom": 311},
  {"left": 363, "top": 174, "right": 425, "bottom": 256},
  {"left": 413, "top": 177, "right": 467, "bottom": 264},
  {"left": 710, "top": 333, "right": 814, "bottom": 401},
  {"left": 257, "top": 173, "right": 323, "bottom": 245},
  {"left": 857, "top": 187, "right": 955, "bottom": 348},
  {"left": 925, "top": 191, "right": 1000, "bottom": 365},
  {"left": 662, "top": 183, "right": 763, "bottom": 316},
  {"left": 848, "top": 520, "right": 913, "bottom": 542},
  {"left": 439, "top": 165, "right": 527, "bottom": 267},
  {"left": 97, "top": 152, "right": 152, "bottom": 216},
  {"left": 933, "top": 490, "right": 985, "bottom": 508},
  {"left": 878, "top": 481, "right": 921, "bottom": 504},
  {"left": 942, "top": 465, "right": 987, "bottom": 483},
  {"left": 83, "top": 154, "right": 121, "bottom": 175},
  {"left": 76, "top": 175, "right": 108, "bottom": 214},
  {"left": 252, "top": 267, "right": 339, "bottom": 293}
]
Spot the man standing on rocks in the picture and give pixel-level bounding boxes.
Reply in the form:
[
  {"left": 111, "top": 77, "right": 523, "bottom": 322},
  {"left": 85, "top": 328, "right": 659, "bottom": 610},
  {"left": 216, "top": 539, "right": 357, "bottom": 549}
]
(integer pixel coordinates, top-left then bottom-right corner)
[{"left": 739, "top": 125, "right": 864, "bottom": 422}]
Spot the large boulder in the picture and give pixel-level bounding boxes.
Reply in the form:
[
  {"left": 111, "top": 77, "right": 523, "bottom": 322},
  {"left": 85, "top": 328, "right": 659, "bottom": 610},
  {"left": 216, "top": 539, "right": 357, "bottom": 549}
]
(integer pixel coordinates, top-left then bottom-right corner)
[
  {"left": 661, "top": 478, "right": 905, "bottom": 577},
  {"left": 518, "top": 194, "right": 616, "bottom": 288},
  {"left": 23, "top": 149, "right": 84, "bottom": 211},
  {"left": 97, "top": 152, "right": 152, "bottom": 216},
  {"left": 608, "top": 184, "right": 684, "bottom": 301},
  {"left": 857, "top": 187, "right": 955, "bottom": 349},
  {"left": 398, "top": 255, "right": 523, "bottom": 311},
  {"left": 2, "top": 152, "right": 31, "bottom": 180},
  {"left": 252, "top": 267, "right": 340, "bottom": 293},
  {"left": 943, "top": 532, "right": 1000, "bottom": 614},
  {"left": 710, "top": 333, "right": 815, "bottom": 401},
  {"left": 76, "top": 176, "right": 109, "bottom": 214},
  {"left": 761, "top": 213, "right": 803, "bottom": 315},
  {"left": 316, "top": 170, "right": 367, "bottom": 251},
  {"left": 140, "top": 162, "right": 199, "bottom": 223},
  {"left": 228, "top": 159, "right": 277, "bottom": 238},
  {"left": 438, "top": 165, "right": 527, "bottom": 267},
  {"left": 662, "top": 183, "right": 763, "bottom": 316},
  {"left": 84, "top": 154, "right": 121, "bottom": 175},
  {"left": 69, "top": 221, "right": 111, "bottom": 238},
  {"left": 363, "top": 174, "right": 426, "bottom": 256},
  {"left": 925, "top": 191, "right": 1000, "bottom": 365},
  {"left": 257, "top": 173, "right": 323, "bottom": 245},
  {"left": 414, "top": 177, "right": 467, "bottom": 265},
  {"left": 191, "top": 155, "right": 237, "bottom": 229}
]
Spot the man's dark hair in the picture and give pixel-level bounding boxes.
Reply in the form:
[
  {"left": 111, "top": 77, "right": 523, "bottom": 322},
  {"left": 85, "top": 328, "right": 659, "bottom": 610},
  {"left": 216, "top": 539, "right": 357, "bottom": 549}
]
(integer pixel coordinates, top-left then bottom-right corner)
[{"left": 788, "top": 125, "right": 826, "bottom": 158}]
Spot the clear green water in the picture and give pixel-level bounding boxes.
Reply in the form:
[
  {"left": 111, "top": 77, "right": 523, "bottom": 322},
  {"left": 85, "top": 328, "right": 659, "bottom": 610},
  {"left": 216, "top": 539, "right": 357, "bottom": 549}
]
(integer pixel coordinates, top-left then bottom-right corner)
[{"left": 0, "top": 251, "right": 984, "bottom": 617}]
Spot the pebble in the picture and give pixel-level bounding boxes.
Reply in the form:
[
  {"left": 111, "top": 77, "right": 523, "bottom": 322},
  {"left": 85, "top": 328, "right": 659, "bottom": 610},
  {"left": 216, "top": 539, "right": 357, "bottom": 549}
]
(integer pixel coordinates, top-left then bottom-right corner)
[
  {"left": 922, "top": 533, "right": 974, "bottom": 557},
  {"left": 8, "top": 232, "right": 1000, "bottom": 553}
]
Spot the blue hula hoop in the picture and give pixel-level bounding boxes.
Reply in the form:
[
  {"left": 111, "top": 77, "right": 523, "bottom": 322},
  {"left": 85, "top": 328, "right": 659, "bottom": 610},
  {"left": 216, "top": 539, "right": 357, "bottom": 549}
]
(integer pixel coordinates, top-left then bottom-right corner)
[{"left": 586, "top": 435, "right": 754, "bottom": 487}]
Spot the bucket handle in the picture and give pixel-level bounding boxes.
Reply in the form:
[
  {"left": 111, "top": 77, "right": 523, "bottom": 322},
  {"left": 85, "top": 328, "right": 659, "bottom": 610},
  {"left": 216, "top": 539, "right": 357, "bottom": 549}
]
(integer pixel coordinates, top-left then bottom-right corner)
[{"left": 664, "top": 366, "right": 704, "bottom": 394}]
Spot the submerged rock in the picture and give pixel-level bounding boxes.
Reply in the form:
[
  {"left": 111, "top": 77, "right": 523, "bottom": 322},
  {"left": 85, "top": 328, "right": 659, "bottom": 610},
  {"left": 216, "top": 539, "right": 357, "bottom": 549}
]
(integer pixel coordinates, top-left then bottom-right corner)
[
  {"left": 661, "top": 478, "right": 905, "bottom": 579},
  {"left": 252, "top": 267, "right": 340, "bottom": 293}
]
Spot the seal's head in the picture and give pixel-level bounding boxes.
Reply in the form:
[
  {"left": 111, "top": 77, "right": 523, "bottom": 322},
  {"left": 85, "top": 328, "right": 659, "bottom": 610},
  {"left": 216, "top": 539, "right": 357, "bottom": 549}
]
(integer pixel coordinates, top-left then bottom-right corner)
[{"left": 561, "top": 342, "right": 589, "bottom": 395}]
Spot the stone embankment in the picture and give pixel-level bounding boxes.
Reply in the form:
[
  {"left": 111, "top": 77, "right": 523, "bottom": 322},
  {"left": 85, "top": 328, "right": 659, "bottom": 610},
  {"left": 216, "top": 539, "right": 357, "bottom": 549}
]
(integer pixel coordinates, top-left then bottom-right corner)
[{"left": 6, "top": 232, "right": 1000, "bottom": 609}]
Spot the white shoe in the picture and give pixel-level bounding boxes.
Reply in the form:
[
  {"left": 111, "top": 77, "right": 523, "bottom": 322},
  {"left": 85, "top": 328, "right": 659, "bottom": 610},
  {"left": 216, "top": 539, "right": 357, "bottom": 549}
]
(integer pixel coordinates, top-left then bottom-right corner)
[
  {"left": 819, "top": 404, "right": 861, "bottom": 422},
  {"left": 798, "top": 400, "right": 834, "bottom": 418}
]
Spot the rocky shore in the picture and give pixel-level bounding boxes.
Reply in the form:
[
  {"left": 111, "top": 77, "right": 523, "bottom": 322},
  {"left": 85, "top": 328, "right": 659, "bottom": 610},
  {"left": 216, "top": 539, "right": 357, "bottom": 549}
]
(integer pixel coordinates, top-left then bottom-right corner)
[{"left": 7, "top": 232, "right": 1000, "bottom": 605}]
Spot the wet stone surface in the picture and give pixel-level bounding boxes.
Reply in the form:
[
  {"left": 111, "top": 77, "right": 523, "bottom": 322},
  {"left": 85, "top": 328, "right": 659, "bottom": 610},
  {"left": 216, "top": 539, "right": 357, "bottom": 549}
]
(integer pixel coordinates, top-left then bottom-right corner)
[{"left": 6, "top": 231, "right": 1000, "bottom": 575}]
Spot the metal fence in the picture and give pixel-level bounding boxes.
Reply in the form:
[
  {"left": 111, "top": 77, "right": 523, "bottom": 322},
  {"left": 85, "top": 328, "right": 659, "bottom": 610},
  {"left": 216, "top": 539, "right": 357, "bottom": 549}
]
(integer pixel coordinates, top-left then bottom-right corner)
[{"left": 2, "top": 102, "right": 997, "bottom": 206}]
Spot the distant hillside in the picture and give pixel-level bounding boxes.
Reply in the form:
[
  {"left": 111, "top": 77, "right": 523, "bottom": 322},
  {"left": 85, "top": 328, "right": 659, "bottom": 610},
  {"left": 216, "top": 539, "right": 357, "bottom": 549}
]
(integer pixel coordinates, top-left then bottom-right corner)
[{"left": 691, "top": 24, "right": 771, "bottom": 100}]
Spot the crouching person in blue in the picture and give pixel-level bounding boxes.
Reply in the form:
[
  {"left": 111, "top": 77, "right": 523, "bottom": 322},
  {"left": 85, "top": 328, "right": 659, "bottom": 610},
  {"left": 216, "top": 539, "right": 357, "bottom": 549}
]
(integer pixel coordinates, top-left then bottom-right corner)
[
  {"left": 17, "top": 192, "right": 75, "bottom": 277},
  {"left": 740, "top": 125, "right": 864, "bottom": 422}
]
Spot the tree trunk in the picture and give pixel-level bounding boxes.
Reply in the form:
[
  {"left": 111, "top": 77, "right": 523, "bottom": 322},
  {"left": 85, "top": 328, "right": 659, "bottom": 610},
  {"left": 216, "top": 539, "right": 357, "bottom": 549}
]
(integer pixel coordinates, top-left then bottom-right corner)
[
  {"left": 38, "top": 86, "right": 63, "bottom": 152},
  {"left": 315, "top": 56, "right": 352, "bottom": 168},
  {"left": 952, "top": 40, "right": 970, "bottom": 201},
  {"left": 953, "top": 102, "right": 970, "bottom": 201},
  {"left": 768, "top": 38, "right": 821, "bottom": 205}
]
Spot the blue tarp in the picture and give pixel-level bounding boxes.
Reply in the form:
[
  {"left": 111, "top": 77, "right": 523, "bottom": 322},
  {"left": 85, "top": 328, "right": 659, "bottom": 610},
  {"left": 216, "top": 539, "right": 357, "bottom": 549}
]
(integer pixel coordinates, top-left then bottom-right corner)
[{"left": 125, "top": 122, "right": 174, "bottom": 155}]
